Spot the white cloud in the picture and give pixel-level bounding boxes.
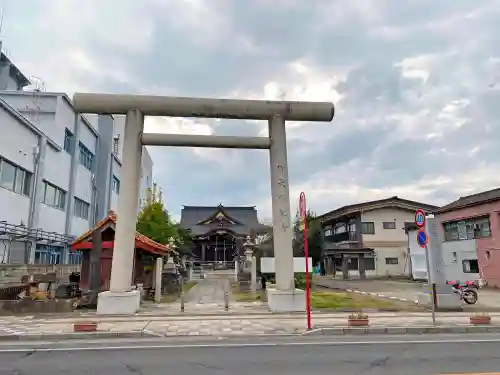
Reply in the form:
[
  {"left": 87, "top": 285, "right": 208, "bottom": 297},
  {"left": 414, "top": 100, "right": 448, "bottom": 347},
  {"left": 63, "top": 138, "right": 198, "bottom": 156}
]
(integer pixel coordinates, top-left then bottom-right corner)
[{"left": 5, "top": 0, "right": 500, "bottom": 220}]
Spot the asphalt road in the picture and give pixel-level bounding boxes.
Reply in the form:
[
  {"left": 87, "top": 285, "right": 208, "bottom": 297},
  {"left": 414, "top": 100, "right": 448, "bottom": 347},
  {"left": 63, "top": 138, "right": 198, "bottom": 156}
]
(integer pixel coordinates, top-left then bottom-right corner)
[{"left": 1, "top": 335, "right": 500, "bottom": 374}]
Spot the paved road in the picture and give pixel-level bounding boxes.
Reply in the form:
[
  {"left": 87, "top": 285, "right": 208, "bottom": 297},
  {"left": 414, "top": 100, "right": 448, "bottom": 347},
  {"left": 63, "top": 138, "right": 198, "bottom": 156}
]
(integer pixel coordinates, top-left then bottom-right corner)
[
  {"left": 2, "top": 334, "right": 500, "bottom": 374},
  {"left": 184, "top": 277, "right": 232, "bottom": 304}
]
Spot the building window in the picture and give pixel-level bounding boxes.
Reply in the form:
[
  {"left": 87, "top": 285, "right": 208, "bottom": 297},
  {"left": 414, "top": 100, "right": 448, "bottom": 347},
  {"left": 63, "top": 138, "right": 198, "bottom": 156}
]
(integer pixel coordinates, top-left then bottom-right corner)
[
  {"left": 64, "top": 128, "right": 74, "bottom": 153},
  {"left": 68, "top": 250, "right": 82, "bottom": 265},
  {"left": 41, "top": 181, "right": 66, "bottom": 210},
  {"left": 0, "top": 158, "right": 32, "bottom": 197},
  {"left": 74, "top": 197, "right": 90, "bottom": 219},
  {"left": 334, "top": 223, "right": 347, "bottom": 234},
  {"left": 78, "top": 142, "right": 94, "bottom": 171},
  {"left": 361, "top": 222, "right": 375, "bottom": 234},
  {"left": 443, "top": 217, "right": 491, "bottom": 242},
  {"left": 383, "top": 221, "right": 396, "bottom": 229},
  {"left": 34, "top": 245, "right": 62, "bottom": 265},
  {"left": 462, "top": 259, "right": 479, "bottom": 273},
  {"left": 364, "top": 257, "right": 376, "bottom": 270},
  {"left": 112, "top": 175, "right": 120, "bottom": 194},
  {"left": 385, "top": 257, "right": 399, "bottom": 265},
  {"left": 348, "top": 222, "right": 356, "bottom": 232}
]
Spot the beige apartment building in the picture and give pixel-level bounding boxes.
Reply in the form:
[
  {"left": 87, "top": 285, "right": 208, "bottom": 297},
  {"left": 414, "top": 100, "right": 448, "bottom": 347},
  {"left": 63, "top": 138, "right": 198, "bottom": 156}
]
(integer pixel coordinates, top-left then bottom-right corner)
[{"left": 318, "top": 197, "right": 439, "bottom": 279}]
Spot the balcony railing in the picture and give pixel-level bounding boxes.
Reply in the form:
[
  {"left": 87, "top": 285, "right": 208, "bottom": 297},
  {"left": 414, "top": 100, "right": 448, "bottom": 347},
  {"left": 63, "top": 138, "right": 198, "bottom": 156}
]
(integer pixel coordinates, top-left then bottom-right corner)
[
  {"left": 324, "top": 231, "right": 358, "bottom": 243},
  {"left": 323, "top": 231, "right": 360, "bottom": 251}
]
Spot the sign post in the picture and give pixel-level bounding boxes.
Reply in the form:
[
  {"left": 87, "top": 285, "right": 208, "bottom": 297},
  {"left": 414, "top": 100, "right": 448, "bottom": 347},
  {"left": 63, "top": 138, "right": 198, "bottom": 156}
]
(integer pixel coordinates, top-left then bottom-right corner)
[
  {"left": 299, "top": 192, "right": 311, "bottom": 330},
  {"left": 415, "top": 209, "right": 436, "bottom": 326}
]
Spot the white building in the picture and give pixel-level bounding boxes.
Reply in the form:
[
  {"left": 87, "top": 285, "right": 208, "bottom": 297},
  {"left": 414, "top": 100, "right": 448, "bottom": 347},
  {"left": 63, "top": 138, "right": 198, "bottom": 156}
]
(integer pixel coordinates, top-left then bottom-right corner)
[
  {"left": 0, "top": 49, "right": 153, "bottom": 265},
  {"left": 319, "top": 197, "right": 439, "bottom": 278},
  {"left": 405, "top": 223, "right": 479, "bottom": 282}
]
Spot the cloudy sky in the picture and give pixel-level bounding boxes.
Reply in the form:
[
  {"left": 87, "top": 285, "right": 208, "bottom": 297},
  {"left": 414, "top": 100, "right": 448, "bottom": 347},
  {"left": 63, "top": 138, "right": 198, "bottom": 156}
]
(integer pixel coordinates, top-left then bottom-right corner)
[{"left": 5, "top": 0, "right": 500, "bottom": 220}]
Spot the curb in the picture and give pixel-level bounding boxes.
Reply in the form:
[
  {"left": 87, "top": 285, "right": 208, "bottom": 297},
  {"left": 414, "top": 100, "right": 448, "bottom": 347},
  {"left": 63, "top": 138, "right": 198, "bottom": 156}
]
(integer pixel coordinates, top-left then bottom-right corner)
[
  {"left": 345, "top": 288, "right": 419, "bottom": 304},
  {"left": 0, "top": 331, "right": 152, "bottom": 342},
  {"left": 0, "top": 331, "right": 300, "bottom": 342},
  {"left": 303, "top": 325, "right": 500, "bottom": 336}
]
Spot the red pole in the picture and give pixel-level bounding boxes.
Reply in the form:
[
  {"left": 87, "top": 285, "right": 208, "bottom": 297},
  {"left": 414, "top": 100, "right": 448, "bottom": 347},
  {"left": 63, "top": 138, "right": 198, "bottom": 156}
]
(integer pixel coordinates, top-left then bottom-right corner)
[{"left": 300, "top": 192, "right": 311, "bottom": 330}]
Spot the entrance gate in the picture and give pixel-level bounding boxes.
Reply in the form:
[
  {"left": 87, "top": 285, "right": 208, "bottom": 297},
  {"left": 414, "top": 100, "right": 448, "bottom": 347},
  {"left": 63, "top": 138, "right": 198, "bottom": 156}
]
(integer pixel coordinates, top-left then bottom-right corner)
[{"left": 73, "top": 93, "right": 334, "bottom": 314}]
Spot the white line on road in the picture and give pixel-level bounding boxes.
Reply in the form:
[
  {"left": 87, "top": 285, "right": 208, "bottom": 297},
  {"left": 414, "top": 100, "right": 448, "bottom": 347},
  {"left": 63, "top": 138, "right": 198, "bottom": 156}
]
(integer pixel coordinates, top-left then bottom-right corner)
[{"left": 2, "top": 337, "right": 500, "bottom": 353}]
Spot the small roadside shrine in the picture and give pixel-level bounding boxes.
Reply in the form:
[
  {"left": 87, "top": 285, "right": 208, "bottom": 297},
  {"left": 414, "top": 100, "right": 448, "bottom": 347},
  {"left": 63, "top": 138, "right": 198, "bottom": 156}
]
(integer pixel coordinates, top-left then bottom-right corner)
[{"left": 70, "top": 211, "right": 175, "bottom": 296}]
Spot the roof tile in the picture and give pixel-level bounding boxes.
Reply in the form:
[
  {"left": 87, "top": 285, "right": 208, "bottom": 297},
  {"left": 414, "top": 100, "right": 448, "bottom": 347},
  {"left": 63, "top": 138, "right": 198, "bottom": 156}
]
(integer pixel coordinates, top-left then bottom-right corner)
[{"left": 71, "top": 210, "right": 173, "bottom": 254}]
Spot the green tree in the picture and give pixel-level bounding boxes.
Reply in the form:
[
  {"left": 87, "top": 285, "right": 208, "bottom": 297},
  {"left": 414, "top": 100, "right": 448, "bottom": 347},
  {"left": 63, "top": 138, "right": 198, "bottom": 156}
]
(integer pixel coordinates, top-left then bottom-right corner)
[
  {"left": 292, "top": 210, "right": 323, "bottom": 265},
  {"left": 136, "top": 186, "right": 194, "bottom": 257},
  {"left": 136, "top": 200, "right": 177, "bottom": 245},
  {"left": 172, "top": 224, "right": 194, "bottom": 256}
]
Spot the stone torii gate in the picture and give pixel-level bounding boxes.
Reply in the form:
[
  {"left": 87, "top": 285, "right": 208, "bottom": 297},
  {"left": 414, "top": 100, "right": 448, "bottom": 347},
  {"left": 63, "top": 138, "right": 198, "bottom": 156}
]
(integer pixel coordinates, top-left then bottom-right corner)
[{"left": 73, "top": 93, "right": 335, "bottom": 314}]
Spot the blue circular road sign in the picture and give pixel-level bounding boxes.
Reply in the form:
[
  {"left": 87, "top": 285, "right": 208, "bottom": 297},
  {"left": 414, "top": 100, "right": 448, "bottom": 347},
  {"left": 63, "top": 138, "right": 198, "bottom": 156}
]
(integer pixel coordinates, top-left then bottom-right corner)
[{"left": 416, "top": 230, "right": 428, "bottom": 248}]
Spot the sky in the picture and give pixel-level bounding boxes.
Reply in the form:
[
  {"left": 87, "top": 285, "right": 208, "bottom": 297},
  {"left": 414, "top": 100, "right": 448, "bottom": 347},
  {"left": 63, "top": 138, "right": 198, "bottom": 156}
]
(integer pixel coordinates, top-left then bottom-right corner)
[{"left": 4, "top": 0, "right": 500, "bottom": 221}]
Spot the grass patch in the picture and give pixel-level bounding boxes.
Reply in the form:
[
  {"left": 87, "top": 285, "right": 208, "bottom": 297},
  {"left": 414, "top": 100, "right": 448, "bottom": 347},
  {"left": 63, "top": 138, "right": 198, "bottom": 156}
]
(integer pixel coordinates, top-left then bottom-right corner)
[
  {"left": 183, "top": 281, "right": 197, "bottom": 293},
  {"left": 231, "top": 282, "right": 266, "bottom": 302},
  {"left": 160, "top": 281, "right": 198, "bottom": 303},
  {"left": 230, "top": 285, "right": 409, "bottom": 310},
  {"left": 310, "top": 290, "right": 398, "bottom": 309},
  {"left": 232, "top": 290, "right": 266, "bottom": 302}
]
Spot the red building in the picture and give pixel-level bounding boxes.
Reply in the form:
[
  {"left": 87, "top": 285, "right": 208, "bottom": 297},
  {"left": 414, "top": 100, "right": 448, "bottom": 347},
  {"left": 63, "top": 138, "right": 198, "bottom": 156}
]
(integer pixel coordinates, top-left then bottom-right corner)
[
  {"left": 71, "top": 211, "right": 174, "bottom": 292},
  {"left": 434, "top": 188, "right": 500, "bottom": 288}
]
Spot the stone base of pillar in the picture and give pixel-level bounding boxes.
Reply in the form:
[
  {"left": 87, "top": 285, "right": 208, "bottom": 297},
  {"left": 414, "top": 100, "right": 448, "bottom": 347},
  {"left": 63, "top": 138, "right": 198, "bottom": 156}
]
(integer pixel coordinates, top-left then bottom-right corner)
[
  {"left": 266, "top": 288, "right": 306, "bottom": 312},
  {"left": 96, "top": 290, "right": 141, "bottom": 315},
  {"left": 416, "top": 292, "right": 462, "bottom": 310}
]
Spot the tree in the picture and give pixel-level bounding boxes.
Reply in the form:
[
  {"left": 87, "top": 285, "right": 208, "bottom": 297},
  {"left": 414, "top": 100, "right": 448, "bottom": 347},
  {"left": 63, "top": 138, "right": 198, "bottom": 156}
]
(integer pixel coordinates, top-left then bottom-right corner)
[
  {"left": 136, "top": 199, "right": 177, "bottom": 245},
  {"left": 292, "top": 209, "right": 323, "bottom": 265},
  {"left": 136, "top": 185, "right": 193, "bottom": 257}
]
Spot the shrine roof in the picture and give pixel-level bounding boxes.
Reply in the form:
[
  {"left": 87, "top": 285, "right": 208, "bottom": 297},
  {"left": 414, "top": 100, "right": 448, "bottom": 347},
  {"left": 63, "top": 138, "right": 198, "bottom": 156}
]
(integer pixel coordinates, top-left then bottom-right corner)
[
  {"left": 179, "top": 204, "right": 267, "bottom": 236},
  {"left": 71, "top": 211, "right": 174, "bottom": 254}
]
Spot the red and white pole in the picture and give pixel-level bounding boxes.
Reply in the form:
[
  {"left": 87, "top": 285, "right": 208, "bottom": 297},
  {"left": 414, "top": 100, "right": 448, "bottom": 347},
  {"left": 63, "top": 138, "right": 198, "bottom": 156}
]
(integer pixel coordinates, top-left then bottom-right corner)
[{"left": 299, "top": 192, "right": 311, "bottom": 330}]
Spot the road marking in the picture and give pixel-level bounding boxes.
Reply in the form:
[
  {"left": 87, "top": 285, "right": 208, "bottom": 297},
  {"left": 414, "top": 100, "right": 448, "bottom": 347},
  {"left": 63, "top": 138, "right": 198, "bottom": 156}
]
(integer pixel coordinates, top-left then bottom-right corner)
[
  {"left": 0, "top": 337, "right": 500, "bottom": 352},
  {"left": 441, "top": 373, "right": 500, "bottom": 375}
]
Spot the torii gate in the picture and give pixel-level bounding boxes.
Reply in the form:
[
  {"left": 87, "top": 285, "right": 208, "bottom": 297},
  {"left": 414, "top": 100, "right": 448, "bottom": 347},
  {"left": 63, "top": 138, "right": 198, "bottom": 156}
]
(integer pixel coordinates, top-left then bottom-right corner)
[{"left": 73, "top": 93, "right": 335, "bottom": 314}]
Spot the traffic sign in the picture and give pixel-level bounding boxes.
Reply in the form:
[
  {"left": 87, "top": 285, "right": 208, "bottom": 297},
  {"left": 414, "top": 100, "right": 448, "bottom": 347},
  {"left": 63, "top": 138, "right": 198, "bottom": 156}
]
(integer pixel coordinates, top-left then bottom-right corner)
[
  {"left": 414, "top": 209, "right": 426, "bottom": 228},
  {"left": 416, "top": 229, "right": 428, "bottom": 248},
  {"left": 299, "top": 192, "right": 306, "bottom": 231}
]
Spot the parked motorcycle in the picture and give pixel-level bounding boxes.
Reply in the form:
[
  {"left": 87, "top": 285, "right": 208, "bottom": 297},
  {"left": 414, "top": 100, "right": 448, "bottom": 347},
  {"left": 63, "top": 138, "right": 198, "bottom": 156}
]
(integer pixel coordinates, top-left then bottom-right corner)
[{"left": 446, "top": 280, "right": 479, "bottom": 305}]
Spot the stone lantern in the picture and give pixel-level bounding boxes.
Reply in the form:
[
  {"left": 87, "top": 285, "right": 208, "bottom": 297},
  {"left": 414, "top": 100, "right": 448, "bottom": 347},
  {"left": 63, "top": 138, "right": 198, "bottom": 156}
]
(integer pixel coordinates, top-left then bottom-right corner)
[
  {"left": 243, "top": 236, "right": 256, "bottom": 263},
  {"left": 242, "top": 235, "right": 257, "bottom": 294}
]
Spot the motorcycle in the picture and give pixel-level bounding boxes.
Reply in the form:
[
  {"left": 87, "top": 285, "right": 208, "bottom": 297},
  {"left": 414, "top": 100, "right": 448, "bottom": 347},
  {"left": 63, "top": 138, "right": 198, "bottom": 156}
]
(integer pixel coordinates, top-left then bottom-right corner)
[{"left": 446, "top": 280, "right": 479, "bottom": 305}]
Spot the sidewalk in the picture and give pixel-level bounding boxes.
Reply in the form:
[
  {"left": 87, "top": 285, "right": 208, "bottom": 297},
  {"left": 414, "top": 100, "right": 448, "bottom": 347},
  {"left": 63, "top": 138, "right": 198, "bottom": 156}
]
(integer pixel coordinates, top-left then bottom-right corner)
[{"left": 0, "top": 312, "right": 499, "bottom": 338}]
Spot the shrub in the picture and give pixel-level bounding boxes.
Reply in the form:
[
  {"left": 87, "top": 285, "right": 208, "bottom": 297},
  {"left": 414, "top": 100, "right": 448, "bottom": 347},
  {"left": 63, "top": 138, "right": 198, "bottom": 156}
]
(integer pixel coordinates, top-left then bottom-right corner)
[
  {"left": 260, "top": 273, "right": 313, "bottom": 289},
  {"left": 294, "top": 273, "right": 313, "bottom": 289}
]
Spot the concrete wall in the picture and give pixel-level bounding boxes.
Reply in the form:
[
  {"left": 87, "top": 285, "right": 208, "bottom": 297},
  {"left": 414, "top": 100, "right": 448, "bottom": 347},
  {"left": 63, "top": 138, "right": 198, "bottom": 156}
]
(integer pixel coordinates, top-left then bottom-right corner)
[
  {"left": 0, "top": 264, "right": 80, "bottom": 286},
  {"left": 0, "top": 103, "right": 37, "bottom": 227},
  {"left": 361, "top": 207, "right": 415, "bottom": 276},
  {"left": 407, "top": 228, "right": 479, "bottom": 282},
  {"left": 441, "top": 239, "right": 480, "bottom": 282},
  {"left": 436, "top": 201, "right": 500, "bottom": 288}
]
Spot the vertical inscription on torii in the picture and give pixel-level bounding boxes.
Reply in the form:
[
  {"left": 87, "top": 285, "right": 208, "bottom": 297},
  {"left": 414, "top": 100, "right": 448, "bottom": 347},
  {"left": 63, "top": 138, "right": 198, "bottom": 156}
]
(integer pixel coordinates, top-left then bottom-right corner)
[{"left": 276, "top": 164, "right": 289, "bottom": 232}]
